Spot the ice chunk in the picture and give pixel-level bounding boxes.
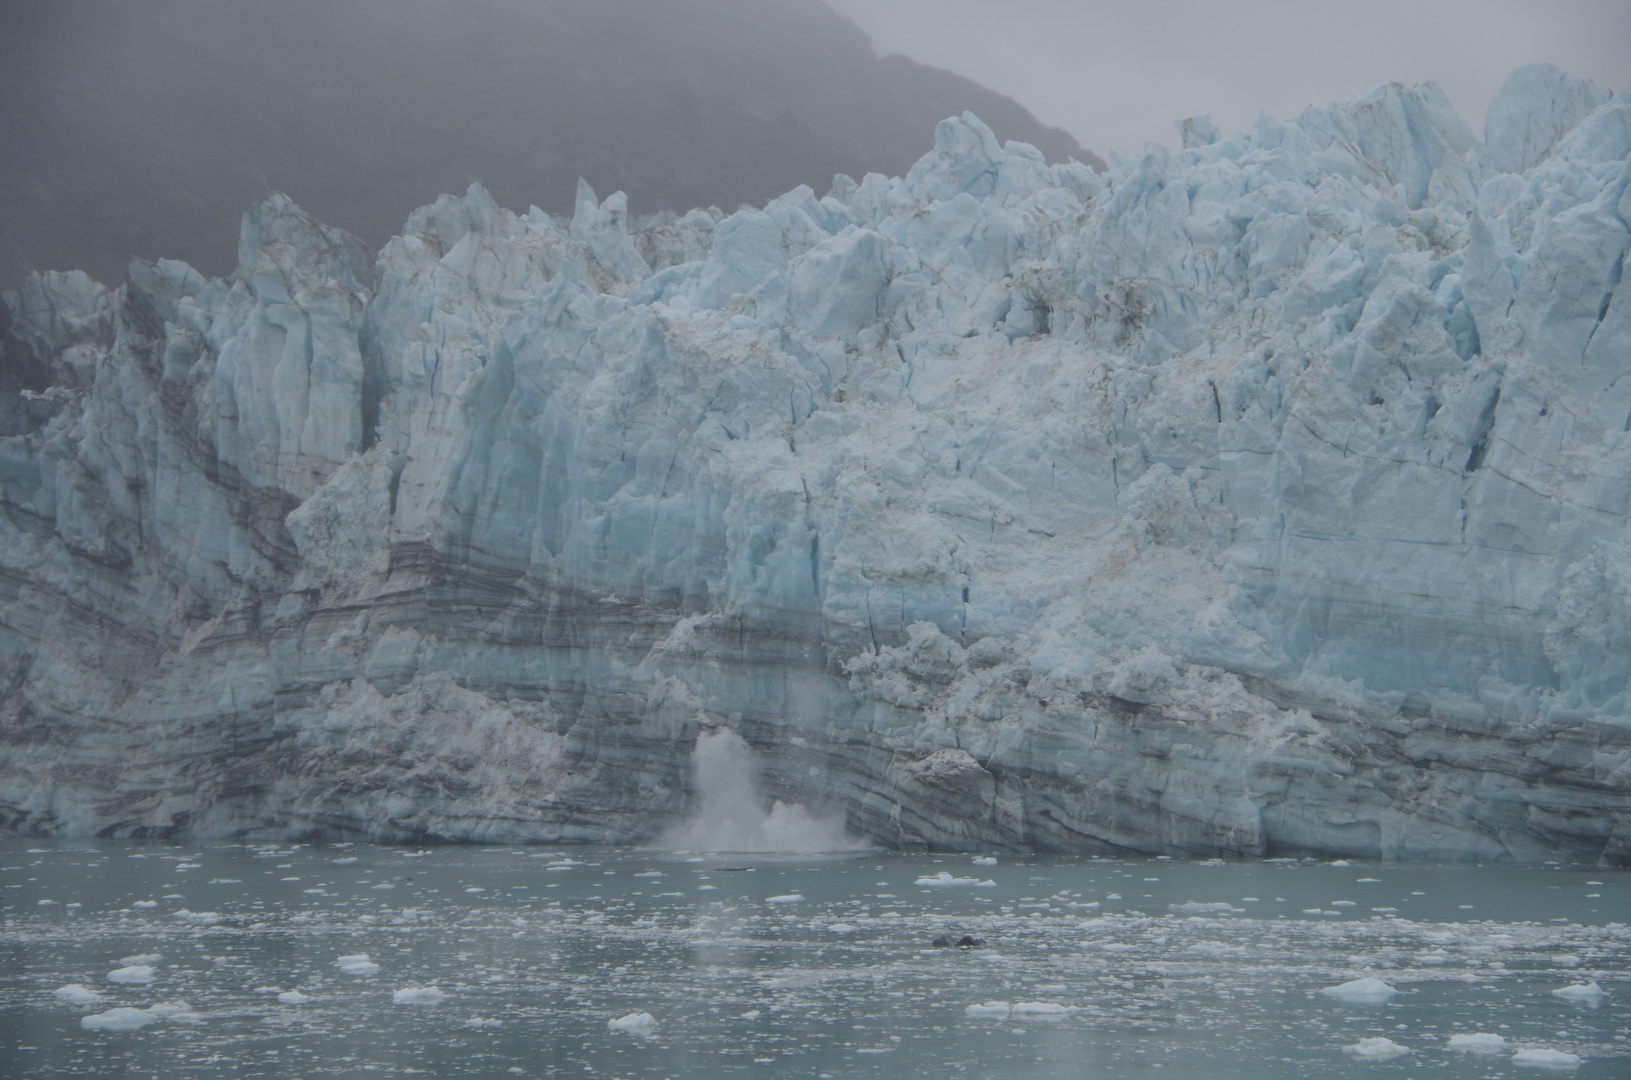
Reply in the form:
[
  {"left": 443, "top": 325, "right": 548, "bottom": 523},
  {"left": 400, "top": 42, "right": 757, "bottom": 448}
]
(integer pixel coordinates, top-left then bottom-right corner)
[
  {"left": 1448, "top": 1033, "right": 1508, "bottom": 1052},
  {"left": 765, "top": 894, "right": 804, "bottom": 904},
  {"left": 972, "top": 856, "right": 998, "bottom": 866},
  {"left": 53, "top": 984, "right": 104, "bottom": 1006},
  {"left": 608, "top": 1012, "right": 657, "bottom": 1033},
  {"left": 464, "top": 1017, "right": 502, "bottom": 1029},
  {"left": 1011, "top": 1002, "right": 1069, "bottom": 1016},
  {"left": 277, "top": 990, "right": 311, "bottom": 1004},
  {"left": 1344, "top": 1037, "right": 1410, "bottom": 1059},
  {"left": 336, "top": 953, "right": 381, "bottom": 975},
  {"left": 118, "top": 954, "right": 163, "bottom": 966},
  {"left": 1168, "top": 902, "right": 1237, "bottom": 915},
  {"left": 827, "top": 922, "right": 857, "bottom": 934},
  {"left": 964, "top": 1002, "right": 1011, "bottom": 1017},
  {"left": 148, "top": 1001, "right": 204, "bottom": 1024},
  {"left": 1317, "top": 977, "right": 1398, "bottom": 1000},
  {"left": 106, "top": 966, "right": 155, "bottom": 985},
  {"left": 915, "top": 872, "right": 996, "bottom": 887},
  {"left": 1511, "top": 1048, "right": 1583, "bottom": 1068},
  {"left": 131, "top": 901, "right": 157, "bottom": 909},
  {"left": 392, "top": 986, "right": 446, "bottom": 1004},
  {"left": 738, "top": 1010, "right": 762, "bottom": 1020},
  {"left": 1550, "top": 954, "right": 1581, "bottom": 967},
  {"left": 81, "top": 1007, "right": 159, "bottom": 1032},
  {"left": 1550, "top": 982, "right": 1604, "bottom": 1001}
]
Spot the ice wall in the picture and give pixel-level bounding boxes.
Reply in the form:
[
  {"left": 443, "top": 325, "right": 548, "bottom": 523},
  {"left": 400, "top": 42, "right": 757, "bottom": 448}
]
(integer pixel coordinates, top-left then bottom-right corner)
[{"left": 2, "top": 64, "right": 1629, "bottom": 861}]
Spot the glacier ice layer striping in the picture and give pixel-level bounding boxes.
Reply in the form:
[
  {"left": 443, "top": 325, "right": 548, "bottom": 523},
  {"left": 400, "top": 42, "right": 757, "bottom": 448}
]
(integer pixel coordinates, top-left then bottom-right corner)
[{"left": 3, "top": 64, "right": 1630, "bottom": 862}]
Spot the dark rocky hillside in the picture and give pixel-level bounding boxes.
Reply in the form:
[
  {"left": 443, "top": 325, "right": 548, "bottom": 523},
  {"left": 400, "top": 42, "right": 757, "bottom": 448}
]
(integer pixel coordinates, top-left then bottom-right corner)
[{"left": 0, "top": 0, "right": 1098, "bottom": 287}]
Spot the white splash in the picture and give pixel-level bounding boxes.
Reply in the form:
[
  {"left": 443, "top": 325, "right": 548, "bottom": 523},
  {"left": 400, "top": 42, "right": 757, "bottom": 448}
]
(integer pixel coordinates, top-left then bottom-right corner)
[{"left": 660, "top": 729, "right": 861, "bottom": 853}]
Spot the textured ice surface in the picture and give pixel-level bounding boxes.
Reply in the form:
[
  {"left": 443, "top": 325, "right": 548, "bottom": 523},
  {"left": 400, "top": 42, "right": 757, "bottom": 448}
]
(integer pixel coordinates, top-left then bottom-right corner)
[
  {"left": 1448, "top": 1032, "right": 1508, "bottom": 1051},
  {"left": 1512, "top": 1047, "right": 1584, "bottom": 1068},
  {"left": 2, "top": 66, "right": 1630, "bottom": 859},
  {"left": 1318, "top": 976, "right": 1398, "bottom": 999},
  {"left": 79, "top": 1007, "right": 159, "bottom": 1032}
]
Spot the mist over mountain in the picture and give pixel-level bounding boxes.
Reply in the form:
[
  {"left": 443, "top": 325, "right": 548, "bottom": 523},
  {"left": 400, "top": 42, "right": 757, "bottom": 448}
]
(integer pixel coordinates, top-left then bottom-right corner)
[{"left": 0, "top": 0, "right": 1097, "bottom": 289}]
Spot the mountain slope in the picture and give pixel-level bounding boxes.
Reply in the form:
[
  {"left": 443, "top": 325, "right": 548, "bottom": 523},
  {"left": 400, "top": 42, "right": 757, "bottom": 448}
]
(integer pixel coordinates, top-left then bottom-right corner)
[{"left": 0, "top": 0, "right": 1097, "bottom": 288}]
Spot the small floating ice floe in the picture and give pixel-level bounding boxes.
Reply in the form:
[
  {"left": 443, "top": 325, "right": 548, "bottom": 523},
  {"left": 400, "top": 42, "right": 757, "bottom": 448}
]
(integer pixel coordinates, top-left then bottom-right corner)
[
  {"left": 1344, "top": 1037, "right": 1409, "bottom": 1059},
  {"left": 1011, "top": 1002, "right": 1069, "bottom": 1017},
  {"left": 1448, "top": 1033, "right": 1508, "bottom": 1052},
  {"left": 148, "top": 1001, "right": 203, "bottom": 1025},
  {"left": 464, "top": 1017, "right": 502, "bottom": 1029},
  {"left": 608, "top": 1012, "right": 657, "bottom": 1033},
  {"left": 119, "top": 954, "right": 162, "bottom": 966},
  {"left": 170, "top": 909, "right": 222, "bottom": 926},
  {"left": 827, "top": 923, "right": 857, "bottom": 934},
  {"left": 277, "top": 991, "right": 310, "bottom": 1004},
  {"left": 336, "top": 953, "right": 381, "bottom": 975},
  {"left": 765, "top": 893, "right": 804, "bottom": 904},
  {"left": 633, "top": 871, "right": 664, "bottom": 878},
  {"left": 332, "top": 857, "right": 359, "bottom": 865},
  {"left": 914, "top": 872, "right": 996, "bottom": 887},
  {"left": 1168, "top": 902, "right": 1238, "bottom": 915},
  {"left": 1550, "top": 982, "right": 1604, "bottom": 1002},
  {"left": 131, "top": 900, "right": 157, "bottom": 908},
  {"left": 739, "top": 1010, "right": 761, "bottom": 1020},
  {"left": 53, "top": 984, "right": 104, "bottom": 1006},
  {"left": 106, "top": 966, "right": 154, "bottom": 985},
  {"left": 393, "top": 986, "right": 446, "bottom": 1004},
  {"left": 972, "top": 856, "right": 998, "bottom": 866},
  {"left": 81, "top": 1007, "right": 159, "bottom": 1032},
  {"left": 964, "top": 1002, "right": 1011, "bottom": 1017},
  {"left": 1512, "top": 1048, "right": 1583, "bottom": 1068},
  {"left": 1550, "top": 954, "right": 1581, "bottom": 967},
  {"left": 1317, "top": 977, "right": 1398, "bottom": 1001}
]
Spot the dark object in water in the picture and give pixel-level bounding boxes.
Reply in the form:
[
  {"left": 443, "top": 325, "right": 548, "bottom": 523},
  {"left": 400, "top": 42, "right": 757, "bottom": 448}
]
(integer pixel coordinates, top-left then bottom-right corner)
[
  {"left": 716, "top": 867, "right": 753, "bottom": 872},
  {"left": 931, "top": 934, "right": 985, "bottom": 948}
]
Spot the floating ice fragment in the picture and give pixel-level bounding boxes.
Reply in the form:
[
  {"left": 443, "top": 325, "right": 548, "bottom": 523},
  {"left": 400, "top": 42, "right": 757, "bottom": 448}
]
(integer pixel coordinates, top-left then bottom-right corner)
[
  {"left": 464, "top": 887, "right": 485, "bottom": 893},
  {"left": 608, "top": 1012, "right": 657, "bottom": 1033},
  {"left": 1550, "top": 954, "right": 1581, "bottom": 967},
  {"left": 1011, "top": 1002, "right": 1069, "bottom": 1016},
  {"left": 964, "top": 1002, "right": 1011, "bottom": 1017},
  {"left": 765, "top": 893, "right": 804, "bottom": 904},
  {"left": 1512, "top": 1048, "right": 1583, "bottom": 1068},
  {"left": 107, "top": 966, "right": 154, "bottom": 985},
  {"left": 1318, "top": 977, "right": 1398, "bottom": 1000},
  {"left": 147, "top": 1001, "right": 203, "bottom": 1024},
  {"left": 1448, "top": 1033, "right": 1508, "bottom": 1052},
  {"left": 131, "top": 900, "right": 157, "bottom": 908},
  {"left": 81, "top": 1007, "right": 159, "bottom": 1032},
  {"left": 1196, "top": 859, "right": 1226, "bottom": 867},
  {"left": 464, "top": 1017, "right": 502, "bottom": 1029},
  {"left": 1168, "top": 902, "right": 1237, "bottom": 915},
  {"left": 393, "top": 986, "right": 446, "bottom": 1004},
  {"left": 914, "top": 872, "right": 995, "bottom": 887},
  {"left": 336, "top": 953, "right": 380, "bottom": 975},
  {"left": 277, "top": 991, "right": 310, "bottom": 1004},
  {"left": 827, "top": 923, "right": 857, "bottom": 933},
  {"left": 118, "top": 953, "right": 162, "bottom": 966},
  {"left": 972, "top": 856, "right": 998, "bottom": 866},
  {"left": 1344, "top": 1037, "right": 1409, "bottom": 1059},
  {"left": 53, "top": 984, "right": 104, "bottom": 1006},
  {"left": 170, "top": 909, "right": 222, "bottom": 926},
  {"left": 1330, "top": 860, "right": 1351, "bottom": 867},
  {"left": 253, "top": 986, "right": 283, "bottom": 994},
  {"left": 1550, "top": 982, "right": 1603, "bottom": 1001},
  {"left": 739, "top": 1010, "right": 761, "bottom": 1020},
  {"left": 633, "top": 871, "right": 664, "bottom": 878}
]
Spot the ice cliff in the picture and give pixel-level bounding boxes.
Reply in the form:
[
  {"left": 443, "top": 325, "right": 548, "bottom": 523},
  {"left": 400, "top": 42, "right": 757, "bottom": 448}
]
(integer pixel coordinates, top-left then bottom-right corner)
[{"left": 3, "top": 64, "right": 1630, "bottom": 862}]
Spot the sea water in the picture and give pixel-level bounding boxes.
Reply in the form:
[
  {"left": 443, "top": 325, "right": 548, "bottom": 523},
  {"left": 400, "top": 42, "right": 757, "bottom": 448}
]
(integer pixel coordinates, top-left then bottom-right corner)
[{"left": 1, "top": 841, "right": 1626, "bottom": 1077}]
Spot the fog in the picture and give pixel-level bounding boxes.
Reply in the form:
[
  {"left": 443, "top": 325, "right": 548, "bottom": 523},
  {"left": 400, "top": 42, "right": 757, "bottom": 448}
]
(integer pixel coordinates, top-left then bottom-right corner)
[
  {"left": 0, "top": 0, "right": 1084, "bottom": 287},
  {"left": 826, "top": 0, "right": 1630, "bottom": 157}
]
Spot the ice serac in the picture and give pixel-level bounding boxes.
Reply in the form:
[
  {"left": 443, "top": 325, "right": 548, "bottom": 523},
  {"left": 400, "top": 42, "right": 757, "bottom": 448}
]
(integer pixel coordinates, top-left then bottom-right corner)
[{"left": 2, "top": 70, "right": 1630, "bottom": 861}]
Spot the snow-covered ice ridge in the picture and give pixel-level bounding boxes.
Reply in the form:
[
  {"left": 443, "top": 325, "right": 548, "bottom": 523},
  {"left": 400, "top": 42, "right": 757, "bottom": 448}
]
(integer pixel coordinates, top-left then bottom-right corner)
[{"left": 2, "top": 65, "right": 1629, "bottom": 860}]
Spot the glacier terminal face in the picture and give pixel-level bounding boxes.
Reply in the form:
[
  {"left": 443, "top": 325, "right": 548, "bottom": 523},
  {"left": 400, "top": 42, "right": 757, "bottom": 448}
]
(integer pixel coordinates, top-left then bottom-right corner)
[{"left": 2, "top": 65, "right": 1630, "bottom": 862}]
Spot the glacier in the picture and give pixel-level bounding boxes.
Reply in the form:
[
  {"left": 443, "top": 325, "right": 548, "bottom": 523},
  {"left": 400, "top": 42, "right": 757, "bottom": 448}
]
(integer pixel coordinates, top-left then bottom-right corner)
[{"left": 2, "top": 64, "right": 1629, "bottom": 862}]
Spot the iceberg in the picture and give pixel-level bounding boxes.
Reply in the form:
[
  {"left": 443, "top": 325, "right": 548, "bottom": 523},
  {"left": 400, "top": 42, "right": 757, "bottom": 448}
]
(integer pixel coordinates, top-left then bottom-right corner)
[{"left": 1, "top": 64, "right": 1628, "bottom": 862}]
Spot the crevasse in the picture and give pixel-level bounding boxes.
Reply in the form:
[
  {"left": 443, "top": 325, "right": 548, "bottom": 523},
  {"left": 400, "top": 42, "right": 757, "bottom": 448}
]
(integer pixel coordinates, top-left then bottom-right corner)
[{"left": 2, "top": 65, "right": 1628, "bottom": 861}]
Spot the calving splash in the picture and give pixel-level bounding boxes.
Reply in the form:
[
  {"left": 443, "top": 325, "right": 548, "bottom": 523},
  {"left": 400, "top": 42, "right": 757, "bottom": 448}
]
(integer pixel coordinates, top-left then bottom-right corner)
[{"left": 659, "top": 730, "right": 861, "bottom": 852}]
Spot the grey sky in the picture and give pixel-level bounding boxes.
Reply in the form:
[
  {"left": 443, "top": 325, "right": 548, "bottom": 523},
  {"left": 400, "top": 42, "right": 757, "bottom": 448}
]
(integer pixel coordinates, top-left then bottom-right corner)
[{"left": 821, "top": 0, "right": 1631, "bottom": 160}]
